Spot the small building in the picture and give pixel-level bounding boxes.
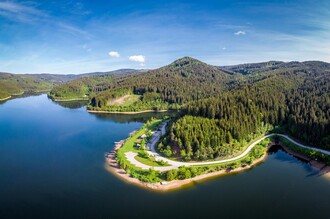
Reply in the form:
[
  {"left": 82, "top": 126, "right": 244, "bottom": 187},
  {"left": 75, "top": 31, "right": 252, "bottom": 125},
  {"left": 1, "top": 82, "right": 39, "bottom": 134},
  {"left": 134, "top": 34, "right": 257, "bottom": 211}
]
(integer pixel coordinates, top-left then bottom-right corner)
[
  {"left": 135, "top": 143, "right": 141, "bottom": 148},
  {"left": 139, "top": 134, "right": 147, "bottom": 139}
]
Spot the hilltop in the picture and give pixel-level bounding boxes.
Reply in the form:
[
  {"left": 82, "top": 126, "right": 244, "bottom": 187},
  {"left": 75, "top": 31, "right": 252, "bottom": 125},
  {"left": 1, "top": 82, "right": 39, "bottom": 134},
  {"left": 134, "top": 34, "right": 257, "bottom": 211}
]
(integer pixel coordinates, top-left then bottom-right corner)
[{"left": 49, "top": 57, "right": 230, "bottom": 110}]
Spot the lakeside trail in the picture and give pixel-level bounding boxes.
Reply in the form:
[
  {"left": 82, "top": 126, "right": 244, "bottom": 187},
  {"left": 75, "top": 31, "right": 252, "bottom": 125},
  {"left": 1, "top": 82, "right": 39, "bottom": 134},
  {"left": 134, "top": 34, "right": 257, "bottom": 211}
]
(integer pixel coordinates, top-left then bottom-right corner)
[
  {"left": 87, "top": 109, "right": 169, "bottom": 114},
  {"left": 105, "top": 128, "right": 330, "bottom": 191}
]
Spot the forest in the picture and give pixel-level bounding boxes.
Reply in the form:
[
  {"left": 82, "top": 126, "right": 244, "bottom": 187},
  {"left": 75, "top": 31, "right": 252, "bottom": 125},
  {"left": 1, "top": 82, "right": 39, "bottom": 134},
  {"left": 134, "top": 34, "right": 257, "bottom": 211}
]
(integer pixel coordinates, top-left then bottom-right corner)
[
  {"left": 0, "top": 73, "right": 53, "bottom": 99},
  {"left": 49, "top": 57, "right": 330, "bottom": 153}
]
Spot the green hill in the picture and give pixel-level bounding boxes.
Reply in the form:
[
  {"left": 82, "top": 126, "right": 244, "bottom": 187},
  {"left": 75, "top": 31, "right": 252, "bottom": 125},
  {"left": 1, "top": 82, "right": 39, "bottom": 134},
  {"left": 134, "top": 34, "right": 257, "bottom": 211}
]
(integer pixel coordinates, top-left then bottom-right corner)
[
  {"left": 49, "top": 57, "right": 330, "bottom": 150},
  {"left": 0, "top": 73, "right": 53, "bottom": 99}
]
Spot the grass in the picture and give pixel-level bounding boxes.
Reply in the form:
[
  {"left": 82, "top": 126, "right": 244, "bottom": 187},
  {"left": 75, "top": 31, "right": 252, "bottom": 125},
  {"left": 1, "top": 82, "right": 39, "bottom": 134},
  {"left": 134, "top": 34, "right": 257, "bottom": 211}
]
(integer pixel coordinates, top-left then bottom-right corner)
[
  {"left": 116, "top": 119, "right": 163, "bottom": 169},
  {"left": 135, "top": 155, "right": 170, "bottom": 167},
  {"left": 115, "top": 118, "right": 167, "bottom": 183}
]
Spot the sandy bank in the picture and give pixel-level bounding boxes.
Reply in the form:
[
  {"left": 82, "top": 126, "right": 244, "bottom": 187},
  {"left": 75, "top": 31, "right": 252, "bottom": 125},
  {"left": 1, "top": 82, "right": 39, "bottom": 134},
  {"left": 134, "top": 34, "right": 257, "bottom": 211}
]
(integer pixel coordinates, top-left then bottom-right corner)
[
  {"left": 105, "top": 149, "right": 268, "bottom": 192},
  {"left": 0, "top": 96, "right": 12, "bottom": 101},
  {"left": 321, "top": 166, "right": 330, "bottom": 179},
  {"left": 87, "top": 109, "right": 169, "bottom": 114}
]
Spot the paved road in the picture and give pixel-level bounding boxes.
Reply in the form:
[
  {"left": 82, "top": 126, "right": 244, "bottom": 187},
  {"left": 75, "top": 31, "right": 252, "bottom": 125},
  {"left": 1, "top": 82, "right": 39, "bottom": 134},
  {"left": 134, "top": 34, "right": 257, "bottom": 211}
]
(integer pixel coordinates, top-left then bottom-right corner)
[
  {"left": 125, "top": 123, "right": 330, "bottom": 172},
  {"left": 277, "top": 134, "right": 330, "bottom": 156}
]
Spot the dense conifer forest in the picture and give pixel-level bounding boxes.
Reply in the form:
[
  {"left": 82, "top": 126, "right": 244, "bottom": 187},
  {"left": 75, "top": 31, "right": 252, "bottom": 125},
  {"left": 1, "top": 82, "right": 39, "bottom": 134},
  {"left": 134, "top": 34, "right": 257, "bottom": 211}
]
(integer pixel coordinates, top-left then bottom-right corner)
[{"left": 49, "top": 57, "right": 330, "bottom": 154}]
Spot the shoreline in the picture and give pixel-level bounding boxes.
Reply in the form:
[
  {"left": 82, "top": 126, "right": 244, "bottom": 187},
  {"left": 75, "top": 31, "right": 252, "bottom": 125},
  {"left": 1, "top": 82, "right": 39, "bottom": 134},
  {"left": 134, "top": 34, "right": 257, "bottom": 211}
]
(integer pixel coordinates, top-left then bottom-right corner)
[
  {"left": 0, "top": 96, "right": 12, "bottom": 101},
  {"left": 278, "top": 143, "right": 330, "bottom": 177},
  {"left": 105, "top": 147, "right": 269, "bottom": 192},
  {"left": 0, "top": 90, "right": 51, "bottom": 102},
  {"left": 52, "top": 98, "right": 89, "bottom": 102},
  {"left": 87, "top": 109, "right": 169, "bottom": 114},
  {"left": 105, "top": 142, "right": 330, "bottom": 192}
]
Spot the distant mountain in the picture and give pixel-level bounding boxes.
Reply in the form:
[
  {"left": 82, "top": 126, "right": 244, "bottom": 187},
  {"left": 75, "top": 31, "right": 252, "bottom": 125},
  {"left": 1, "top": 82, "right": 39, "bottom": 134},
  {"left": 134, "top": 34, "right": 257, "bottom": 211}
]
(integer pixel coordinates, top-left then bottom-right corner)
[
  {"left": 218, "top": 61, "right": 284, "bottom": 74},
  {"left": 79, "top": 68, "right": 148, "bottom": 77},
  {"left": 0, "top": 72, "right": 53, "bottom": 99},
  {"left": 218, "top": 60, "right": 330, "bottom": 75},
  {"left": 29, "top": 68, "right": 145, "bottom": 83},
  {"left": 0, "top": 69, "right": 143, "bottom": 99}
]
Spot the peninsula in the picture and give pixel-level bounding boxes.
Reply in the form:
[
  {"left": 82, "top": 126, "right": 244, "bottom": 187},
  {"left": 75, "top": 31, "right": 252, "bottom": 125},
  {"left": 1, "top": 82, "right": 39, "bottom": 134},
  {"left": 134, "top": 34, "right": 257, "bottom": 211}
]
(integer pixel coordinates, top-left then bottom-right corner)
[{"left": 104, "top": 118, "right": 330, "bottom": 191}]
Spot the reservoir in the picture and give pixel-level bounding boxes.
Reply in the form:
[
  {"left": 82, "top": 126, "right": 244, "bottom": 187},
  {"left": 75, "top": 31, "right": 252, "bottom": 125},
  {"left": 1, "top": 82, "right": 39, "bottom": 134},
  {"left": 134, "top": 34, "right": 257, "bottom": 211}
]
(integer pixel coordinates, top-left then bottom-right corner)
[{"left": 0, "top": 94, "right": 329, "bottom": 219}]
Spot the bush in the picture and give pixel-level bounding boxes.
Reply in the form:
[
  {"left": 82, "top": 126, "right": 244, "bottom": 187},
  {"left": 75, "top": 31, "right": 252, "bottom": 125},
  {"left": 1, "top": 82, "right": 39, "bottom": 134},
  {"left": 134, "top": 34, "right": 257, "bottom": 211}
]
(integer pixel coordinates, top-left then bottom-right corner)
[{"left": 138, "top": 150, "right": 149, "bottom": 159}]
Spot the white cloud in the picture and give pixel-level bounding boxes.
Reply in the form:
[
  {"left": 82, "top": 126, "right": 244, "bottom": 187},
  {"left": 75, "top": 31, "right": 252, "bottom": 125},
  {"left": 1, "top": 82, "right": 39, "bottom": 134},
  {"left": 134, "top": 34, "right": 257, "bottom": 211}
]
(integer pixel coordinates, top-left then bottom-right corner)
[
  {"left": 222, "top": 47, "right": 227, "bottom": 50},
  {"left": 109, "top": 51, "right": 120, "bottom": 58},
  {"left": 234, "top": 31, "right": 246, "bottom": 36},
  {"left": 129, "top": 55, "right": 145, "bottom": 63}
]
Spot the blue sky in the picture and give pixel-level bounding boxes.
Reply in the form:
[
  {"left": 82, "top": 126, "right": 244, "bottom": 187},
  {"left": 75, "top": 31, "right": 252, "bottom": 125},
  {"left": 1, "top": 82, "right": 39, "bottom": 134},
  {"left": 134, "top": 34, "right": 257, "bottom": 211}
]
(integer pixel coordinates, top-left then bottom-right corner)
[{"left": 0, "top": 0, "right": 329, "bottom": 74}]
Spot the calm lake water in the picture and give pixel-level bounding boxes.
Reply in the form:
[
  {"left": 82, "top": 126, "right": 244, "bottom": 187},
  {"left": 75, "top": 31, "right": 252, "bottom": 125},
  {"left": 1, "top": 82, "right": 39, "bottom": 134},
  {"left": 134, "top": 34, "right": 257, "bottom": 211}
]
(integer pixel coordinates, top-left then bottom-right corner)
[{"left": 0, "top": 94, "right": 329, "bottom": 219}]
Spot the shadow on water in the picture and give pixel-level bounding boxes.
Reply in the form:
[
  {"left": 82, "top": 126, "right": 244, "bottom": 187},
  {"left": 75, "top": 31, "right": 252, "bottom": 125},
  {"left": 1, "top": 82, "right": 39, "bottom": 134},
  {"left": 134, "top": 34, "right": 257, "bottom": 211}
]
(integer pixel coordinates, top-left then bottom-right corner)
[
  {"left": 0, "top": 92, "right": 45, "bottom": 105},
  {"left": 88, "top": 111, "right": 177, "bottom": 124},
  {"left": 52, "top": 100, "right": 89, "bottom": 109},
  {"left": 268, "top": 144, "right": 321, "bottom": 177}
]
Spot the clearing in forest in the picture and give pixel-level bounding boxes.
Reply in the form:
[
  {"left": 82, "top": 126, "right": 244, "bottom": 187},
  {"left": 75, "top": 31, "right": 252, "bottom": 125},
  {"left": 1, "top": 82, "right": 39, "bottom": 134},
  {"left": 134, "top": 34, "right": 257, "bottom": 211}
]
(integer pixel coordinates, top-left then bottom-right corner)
[{"left": 107, "top": 94, "right": 140, "bottom": 106}]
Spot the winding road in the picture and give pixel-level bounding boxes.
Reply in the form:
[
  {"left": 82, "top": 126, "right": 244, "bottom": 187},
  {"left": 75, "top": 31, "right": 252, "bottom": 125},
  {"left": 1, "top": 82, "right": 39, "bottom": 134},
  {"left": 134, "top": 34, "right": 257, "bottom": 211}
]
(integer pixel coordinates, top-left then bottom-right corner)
[{"left": 124, "top": 123, "right": 330, "bottom": 172}]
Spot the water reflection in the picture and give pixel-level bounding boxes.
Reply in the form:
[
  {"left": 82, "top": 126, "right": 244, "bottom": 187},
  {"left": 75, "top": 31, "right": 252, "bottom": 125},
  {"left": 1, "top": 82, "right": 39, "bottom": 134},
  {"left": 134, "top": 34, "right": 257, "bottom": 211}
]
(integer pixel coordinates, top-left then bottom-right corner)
[
  {"left": 268, "top": 145, "right": 321, "bottom": 177},
  {"left": 0, "top": 92, "right": 44, "bottom": 105},
  {"left": 89, "top": 111, "right": 177, "bottom": 123},
  {"left": 52, "top": 100, "right": 88, "bottom": 109}
]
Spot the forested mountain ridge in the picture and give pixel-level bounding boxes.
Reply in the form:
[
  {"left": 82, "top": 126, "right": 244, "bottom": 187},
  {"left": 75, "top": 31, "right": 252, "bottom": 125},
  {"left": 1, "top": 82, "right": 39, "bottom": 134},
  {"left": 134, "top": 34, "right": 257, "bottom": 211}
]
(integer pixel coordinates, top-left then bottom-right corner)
[
  {"left": 88, "top": 57, "right": 230, "bottom": 109},
  {"left": 159, "top": 61, "right": 330, "bottom": 159},
  {"left": 219, "top": 60, "right": 330, "bottom": 75},
  {"left": 49, "top": 57, "right": 330, "bottom": 151},
  {"left": 0, "top": 69, "right": 141, "bottom": 99},
  {"left": 49, "top": 57, "right": 230, "bottom": 109},
  {"left": 88, "top": 57, "right": 229, "bottom": 107},
  {"left": 0, "top": 69, "right": 142, "bottom": 101},
  {"left": 0, "top": 73, "right": 53, "bottom": 99}
]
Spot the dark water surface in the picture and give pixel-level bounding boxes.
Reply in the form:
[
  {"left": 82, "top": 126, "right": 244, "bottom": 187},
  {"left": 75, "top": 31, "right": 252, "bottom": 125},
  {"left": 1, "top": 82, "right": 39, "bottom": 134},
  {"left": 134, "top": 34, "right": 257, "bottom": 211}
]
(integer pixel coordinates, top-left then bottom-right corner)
[{"left": 0, "top": 94, "right": 329, "bottom": 219}]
